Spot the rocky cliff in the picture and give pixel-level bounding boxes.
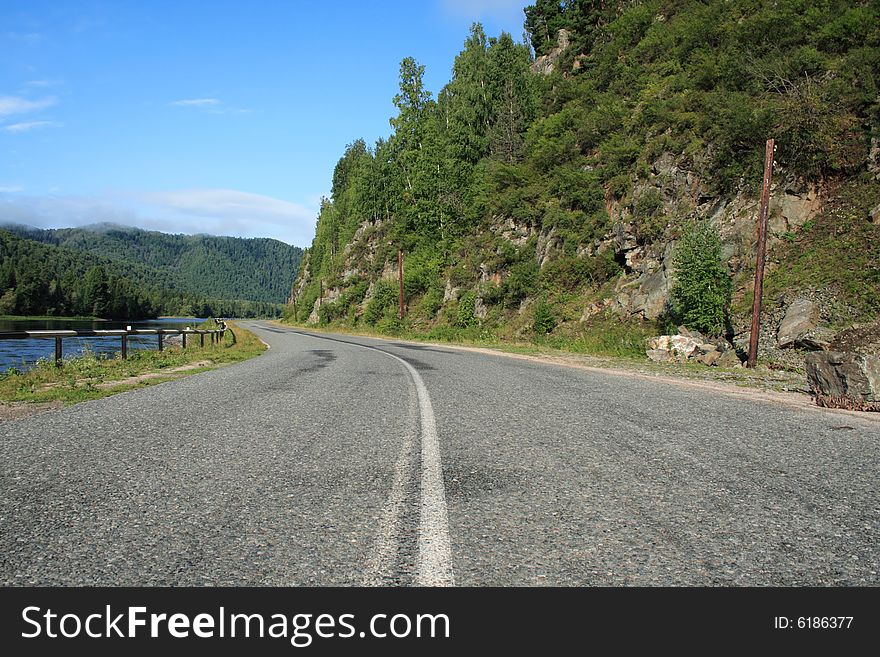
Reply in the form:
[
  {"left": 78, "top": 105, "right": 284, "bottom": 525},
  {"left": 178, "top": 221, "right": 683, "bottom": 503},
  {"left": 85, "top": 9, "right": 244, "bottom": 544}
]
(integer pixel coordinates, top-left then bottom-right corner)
[{"left": 287, "top": 2, "right": 880, "bottom": 366}]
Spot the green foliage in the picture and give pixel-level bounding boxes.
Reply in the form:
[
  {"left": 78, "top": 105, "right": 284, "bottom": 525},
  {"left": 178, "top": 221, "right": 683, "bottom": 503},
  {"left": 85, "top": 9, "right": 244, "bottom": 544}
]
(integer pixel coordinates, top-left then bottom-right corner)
[
  {"left": 4, "top": 224, "right": 302, "bottom": 305},
  {"left": 669, "top": 221, "right": 732, "bottom": 336},
  {"left": 289, "top": 1, "right": 879, "bottom": 352},
  {"left": 540, "top": 251, "right": 621, "bottom": 292},
  {"left": 501, "top": 258, "right": 539, "bottom": 307},
  {"left": 363, "top": 280, "right": 398, "bottom": 325},
  {"left": 456, "top": 291, "right": 478, "bottom": 328},
  {"left": 0, "top": 230, "right": 283, "bottom": 320},
  {"left": 532, "top": 295, "right": 557, "bottom": 335},
  {"left": 420, "top": 286, "right": 444, "bottom": 318},
  {"left": 632, "top": 188, "right": 667, "bottom": 242}
]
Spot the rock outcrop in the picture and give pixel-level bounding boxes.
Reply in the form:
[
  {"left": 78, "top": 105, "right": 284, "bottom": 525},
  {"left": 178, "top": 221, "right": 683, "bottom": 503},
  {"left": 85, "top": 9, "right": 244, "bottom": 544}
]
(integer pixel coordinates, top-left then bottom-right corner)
[
  {"left": 806, "top": 352, "right": 880, "bottom": 411},
  {"left": 531, "top": 29, "right": 570, "bottom": 75},
  {"left": 777, "top": 297, "right": 819, "bottom": 348},
  {"left": 805, "top": 320, "right": 880, "bottom": 410}
]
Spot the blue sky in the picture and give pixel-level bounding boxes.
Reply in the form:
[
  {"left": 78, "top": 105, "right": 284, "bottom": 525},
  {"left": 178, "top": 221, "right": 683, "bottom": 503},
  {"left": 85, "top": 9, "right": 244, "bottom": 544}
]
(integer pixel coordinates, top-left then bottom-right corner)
[{"left": 0, "top": 0, "right": 527, "bottom": 246}]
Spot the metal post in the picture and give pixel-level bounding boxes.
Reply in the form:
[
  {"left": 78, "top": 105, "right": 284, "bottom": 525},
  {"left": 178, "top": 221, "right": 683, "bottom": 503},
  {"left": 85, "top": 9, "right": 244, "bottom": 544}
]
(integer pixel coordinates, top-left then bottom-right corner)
[
  {"left": 398, "top": 248, "right": 404, "bottom": 320},
  {"left": 55, "top": 336, "right": 62, "bottom": 367},
  {"left": 121, "top": 334, "right": 128, "bottom": 360},
  {"left": 747, "top": 138, "right": 775, "bottom": 368},
  {"left": 200, "top": 332, "right": 205, "bottom": 347},
  {"left": 157, "top": 332, "right": 163, "bottom": 352},
  {"left": 182, "top": 332, "right": 187, "bottom": 349}
]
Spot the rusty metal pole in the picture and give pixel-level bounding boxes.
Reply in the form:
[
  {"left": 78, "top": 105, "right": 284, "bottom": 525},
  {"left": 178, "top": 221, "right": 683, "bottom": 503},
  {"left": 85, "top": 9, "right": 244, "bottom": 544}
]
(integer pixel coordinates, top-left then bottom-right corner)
[
  {"left": 54, "top": 337, "right": 62, "bottom": 367},
  {"left": 398, "top": 248, "right": 404, "bottom": 320},
  {"left": 121, "top": 334, "right": 128, "bottom": 360},
  {"left": 747, "top": 138, "right": 775, "bottom": 368}
]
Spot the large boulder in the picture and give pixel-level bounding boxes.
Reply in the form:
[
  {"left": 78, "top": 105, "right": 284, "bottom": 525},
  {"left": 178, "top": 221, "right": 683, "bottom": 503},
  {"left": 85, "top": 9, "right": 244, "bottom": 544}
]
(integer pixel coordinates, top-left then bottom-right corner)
[
  {"left": 646, "top": 334, "right": 701, "bottom": 362},
  {"left": 805, "top": 351, "right": 880, "bottom": 411},
  {"left": 777, "top": 297, "right": 820, "bottom": 348}
]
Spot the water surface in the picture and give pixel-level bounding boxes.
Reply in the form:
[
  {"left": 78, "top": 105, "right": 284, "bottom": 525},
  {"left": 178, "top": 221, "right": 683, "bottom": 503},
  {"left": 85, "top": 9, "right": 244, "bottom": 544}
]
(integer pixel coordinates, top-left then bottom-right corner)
[{"left": 0, "top": 317, "right": 207, "bottom": 372}]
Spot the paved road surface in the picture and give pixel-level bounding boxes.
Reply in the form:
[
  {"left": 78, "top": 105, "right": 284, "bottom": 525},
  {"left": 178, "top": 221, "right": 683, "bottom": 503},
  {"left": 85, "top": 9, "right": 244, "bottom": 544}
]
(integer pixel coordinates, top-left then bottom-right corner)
[{"left": 1, "top": 323, "right": 877, "bottom": 585}]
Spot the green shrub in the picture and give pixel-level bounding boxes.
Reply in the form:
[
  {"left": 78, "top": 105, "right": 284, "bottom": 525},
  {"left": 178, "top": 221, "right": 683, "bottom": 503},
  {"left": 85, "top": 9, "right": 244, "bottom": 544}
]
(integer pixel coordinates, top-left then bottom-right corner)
[
  {"left": 502, "top": 259, "right": 539, "bottom": 307},
  {"left": 363, "top": 280, "right": 397, "bottom": 325},
  {"left": 669, "top": 221, "right": 732, "bottom": 336},
  {"left": 541, "top": 251, "right": 622, "bottom": 291},
  {"left": 339, "top": 281, "right": 369, "bottom": 312},
  {"left": 420, "top": 286, "right": 443, "bottom": 318},
  {"left": 456, "top": 291, "right": 477, "bottom": 328},
  {"left": 533, "top": 296, "right": 557, "bottom": 334}
]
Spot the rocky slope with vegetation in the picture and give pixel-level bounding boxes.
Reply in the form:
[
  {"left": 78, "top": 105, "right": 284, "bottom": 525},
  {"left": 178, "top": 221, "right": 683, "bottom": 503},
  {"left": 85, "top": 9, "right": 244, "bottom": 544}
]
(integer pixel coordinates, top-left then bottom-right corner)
[{"left": 286, "top": 0, "right": 879, "bottom": 368}]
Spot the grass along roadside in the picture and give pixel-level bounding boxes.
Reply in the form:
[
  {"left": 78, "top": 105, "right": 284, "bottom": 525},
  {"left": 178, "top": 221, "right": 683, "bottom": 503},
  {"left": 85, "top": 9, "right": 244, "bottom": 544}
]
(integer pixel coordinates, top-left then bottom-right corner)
[
  {"left": 0, "top": 320, "right": 266, "bottom": 408},
  {"left": 273, "top": 319, "right": 808, "bottom": 395}
]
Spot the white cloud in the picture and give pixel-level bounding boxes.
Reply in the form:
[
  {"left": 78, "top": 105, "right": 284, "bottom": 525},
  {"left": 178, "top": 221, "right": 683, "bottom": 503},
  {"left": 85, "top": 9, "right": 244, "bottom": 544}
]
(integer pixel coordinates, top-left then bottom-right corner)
[
  {"left": 169, "top": 98, "right": 222, "bottom": 107},
  {"left": 3, "top": 120, "right": 60, "bottom": 133},
  {"left": 136, "top": 189, "right": 316, "bottom": 244},
  {"left": 0, "top": 95, "right": 57, "bottom": 118},
  {"left": 0, "top": 195, "right": 142, "bottom": 230},
  {"left": 0, "top": 189, "right": 319, "bottom": 247},
  {"left": 169, "top": 98, "right": 251, "bottom": 115},
  {"left": 0, "top": 185, "right": 23, "bottom": 193}
]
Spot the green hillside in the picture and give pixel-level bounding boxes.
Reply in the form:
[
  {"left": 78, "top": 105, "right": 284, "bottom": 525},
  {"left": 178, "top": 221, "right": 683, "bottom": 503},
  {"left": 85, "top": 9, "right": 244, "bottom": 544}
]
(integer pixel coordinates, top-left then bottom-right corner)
[
  {"left": 3, "top": 223, "right": 303, "bottom": 305},
  {"left": 0, "top": 230, "right": 286, "bottom": 319},
  {"left": 287, "top": 0, "right": 879, "bottom": 358}
]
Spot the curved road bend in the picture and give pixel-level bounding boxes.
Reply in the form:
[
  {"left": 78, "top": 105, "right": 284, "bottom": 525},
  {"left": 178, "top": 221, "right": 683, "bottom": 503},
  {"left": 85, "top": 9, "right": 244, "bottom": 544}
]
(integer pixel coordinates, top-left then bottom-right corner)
[{"left": 1, "top": 322, "right": 877, "bottom": 586}]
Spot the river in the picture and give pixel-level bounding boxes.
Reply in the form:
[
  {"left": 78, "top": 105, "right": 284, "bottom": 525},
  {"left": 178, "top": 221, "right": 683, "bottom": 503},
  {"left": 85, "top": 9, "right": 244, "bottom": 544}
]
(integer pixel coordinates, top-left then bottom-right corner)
[{"left": 0, "top": 317, "right": 208, "bottom": 372}]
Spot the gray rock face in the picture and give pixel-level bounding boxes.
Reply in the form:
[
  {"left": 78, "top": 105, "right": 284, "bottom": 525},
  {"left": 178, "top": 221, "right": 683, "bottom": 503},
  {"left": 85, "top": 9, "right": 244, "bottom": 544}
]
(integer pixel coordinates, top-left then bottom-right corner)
[
  {"left": 697, "top": 348, "right": 721, "bottom": 366},
  {"left": 474, "top": 296, "right": 488, "bottom": 320},
  {"left": 805, "top": 351, "right": 880, "bottom": 411},
  {"left": 777, "top": 297, "right": 820, "bottom": 348},
  {"left": 716, "top": 349, "right": 743, "bottom": 368},
  {"left": 797, "top": 326, "right": 836, "bottom": 351}
]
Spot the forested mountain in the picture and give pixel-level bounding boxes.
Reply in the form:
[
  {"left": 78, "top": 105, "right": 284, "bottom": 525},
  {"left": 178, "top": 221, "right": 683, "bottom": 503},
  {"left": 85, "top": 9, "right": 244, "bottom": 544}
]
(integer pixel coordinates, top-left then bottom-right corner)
[
  {"left": 288, "top": 0, "right": 879, "bottom": 361},
  {"left": 3, "top": 223, "right": 302, "bottom": 304},
  {"left": 0, "top": 230, "right": 287, "bottom": 319}
]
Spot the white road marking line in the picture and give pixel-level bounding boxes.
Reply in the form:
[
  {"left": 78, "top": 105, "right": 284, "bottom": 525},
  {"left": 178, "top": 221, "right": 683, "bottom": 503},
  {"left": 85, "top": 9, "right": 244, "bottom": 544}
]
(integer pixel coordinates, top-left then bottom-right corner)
[
  {"left": 362, "top": 390, "right": 417, "bottom": 585},
  {"left": 281, "top": 329, "right": 455, "bottom": 586},
  {"left": 371, "top": 350, "right": 455, "bottom": 587}
]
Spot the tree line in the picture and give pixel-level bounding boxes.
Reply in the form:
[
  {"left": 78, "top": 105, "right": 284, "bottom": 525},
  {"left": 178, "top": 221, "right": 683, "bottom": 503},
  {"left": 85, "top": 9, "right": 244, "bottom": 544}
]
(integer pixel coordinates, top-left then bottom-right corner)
[
  {"left": 0, "top": 230, "right": 283, "bottom": 319},
  {"left": 4, "top": 223, "right": 303, "bottom": 304}
]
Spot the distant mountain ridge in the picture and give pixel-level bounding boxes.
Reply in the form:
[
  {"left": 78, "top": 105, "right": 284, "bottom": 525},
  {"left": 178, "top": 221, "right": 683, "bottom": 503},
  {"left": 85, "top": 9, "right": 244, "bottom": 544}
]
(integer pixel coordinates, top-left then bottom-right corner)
[{"left": 2, "top": 223, "right": 303, "bottom": 304}]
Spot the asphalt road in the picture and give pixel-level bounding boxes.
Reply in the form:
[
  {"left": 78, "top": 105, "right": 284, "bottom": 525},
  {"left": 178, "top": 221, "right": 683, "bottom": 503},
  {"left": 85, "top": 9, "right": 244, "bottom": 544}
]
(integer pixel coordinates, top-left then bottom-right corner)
[{"left": 1, "top": 322, "right": 877, "bottom": 586}]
